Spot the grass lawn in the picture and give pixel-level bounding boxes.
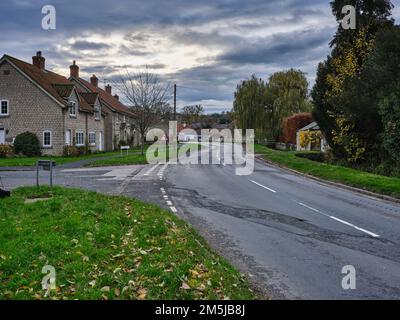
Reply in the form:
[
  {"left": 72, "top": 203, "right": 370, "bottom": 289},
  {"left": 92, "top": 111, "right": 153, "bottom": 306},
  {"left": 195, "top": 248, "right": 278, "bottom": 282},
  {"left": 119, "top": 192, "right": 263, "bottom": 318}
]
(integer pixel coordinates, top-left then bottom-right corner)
[
  {"left": 88, "top": 154, "right": 148, "bottom": 167},
  {"left": 0, "top": 186, "right": 255, "bottom": 300},
  {"left": 255, "top": 144, "right": 400, "bottom": 199},
  {"left": 0, "top": 151, "right": 123, "bottom": 167},
  {"left": 87, "top": 143, "right": 203, "bottom": 167},
  {"left": 0, "top": 147, "right": 149, "bottom": 167}
]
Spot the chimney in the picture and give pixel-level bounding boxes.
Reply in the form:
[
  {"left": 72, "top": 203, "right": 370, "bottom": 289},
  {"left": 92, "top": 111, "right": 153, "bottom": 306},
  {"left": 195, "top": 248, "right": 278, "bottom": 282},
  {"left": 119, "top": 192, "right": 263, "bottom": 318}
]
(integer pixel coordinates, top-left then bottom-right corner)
[
  {"left": 105, "top": 84, "right": 112, "bottom": 95},
  {"left": 113, "top": 94, "right": 119, "bottom": 101},
  {"left": 90, "top": 74, "right": 98, "bottom": 87},
  {"left": 32, "top": 51, "right": 45, "bottom": 70},
  {"left": 70, "top": 60, "right": 79, "bottom": 78}
]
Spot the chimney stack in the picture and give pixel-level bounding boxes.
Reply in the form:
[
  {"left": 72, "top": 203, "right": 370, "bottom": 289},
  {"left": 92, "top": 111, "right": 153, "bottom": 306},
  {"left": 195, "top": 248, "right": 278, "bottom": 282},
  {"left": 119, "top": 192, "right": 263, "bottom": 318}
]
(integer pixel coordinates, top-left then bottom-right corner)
[
  {"left": 70, "top": 60, "right": 79, "bottom": 78},
  {"left": 113, "top": 94, "right": 119, "bottom": 101},
  {"left": 32, "top": 51, "right": 45, "bottom": 70},
  {"left": 105, "top": 84, "right": 112, "bottom": 95},
  {"left": 90, "top": 75, "right": 98, "bottom": 87}
]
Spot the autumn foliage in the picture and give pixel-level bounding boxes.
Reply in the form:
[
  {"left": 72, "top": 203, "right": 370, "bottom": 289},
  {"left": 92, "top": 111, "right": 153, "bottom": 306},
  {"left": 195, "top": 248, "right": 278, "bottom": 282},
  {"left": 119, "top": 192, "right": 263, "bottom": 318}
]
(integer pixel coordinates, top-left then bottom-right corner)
[{"left": 280, "top": 113, "right": 314, "bottom": 144}]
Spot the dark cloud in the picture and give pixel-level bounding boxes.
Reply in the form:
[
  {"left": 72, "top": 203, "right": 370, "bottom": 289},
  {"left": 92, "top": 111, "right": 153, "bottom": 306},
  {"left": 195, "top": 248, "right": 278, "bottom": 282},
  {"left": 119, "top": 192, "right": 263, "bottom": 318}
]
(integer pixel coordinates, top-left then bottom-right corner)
[
  {"left": 2, "top": 0, "right": 400, "bottom": 113},
  {"left": 71, "top": 41, "right": 110, "bottom": 51}
]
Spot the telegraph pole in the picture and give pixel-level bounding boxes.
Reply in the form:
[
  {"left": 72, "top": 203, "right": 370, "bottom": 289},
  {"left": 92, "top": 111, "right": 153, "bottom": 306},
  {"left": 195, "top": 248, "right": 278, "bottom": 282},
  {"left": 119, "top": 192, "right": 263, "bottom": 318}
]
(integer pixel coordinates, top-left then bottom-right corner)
[{"left": 174, "top": 84, "right": 177, "bottom": 121}]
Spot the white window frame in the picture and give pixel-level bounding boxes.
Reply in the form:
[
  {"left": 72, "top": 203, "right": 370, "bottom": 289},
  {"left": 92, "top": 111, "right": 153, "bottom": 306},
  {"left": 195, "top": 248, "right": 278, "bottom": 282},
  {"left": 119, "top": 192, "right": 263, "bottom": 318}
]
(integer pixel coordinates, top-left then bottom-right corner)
[
  {"left": 76, "top": 131, "right": 84, "bottom": 146},
  {"left": 88, "top": 132, "right": 96, "bottom": 146},
  {"left": 0, "top": 100, "right": 9, "bottom": 116},
  {"left": 69, "top": 101, "right": 77, "bottom": 117},
  {"left": 43, "top": 130, "right": 52, "bottom": 148}
]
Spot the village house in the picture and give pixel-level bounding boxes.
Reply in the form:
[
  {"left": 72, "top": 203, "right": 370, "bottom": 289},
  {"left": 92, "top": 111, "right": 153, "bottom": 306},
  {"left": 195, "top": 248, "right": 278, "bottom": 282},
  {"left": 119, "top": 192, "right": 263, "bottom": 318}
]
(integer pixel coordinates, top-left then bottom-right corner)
[
  {"left": 68, "top": 61, "right": 138, "bottom": 150},
  {"left": 0, "top": 51, "right": 137, "bottom": 156}
]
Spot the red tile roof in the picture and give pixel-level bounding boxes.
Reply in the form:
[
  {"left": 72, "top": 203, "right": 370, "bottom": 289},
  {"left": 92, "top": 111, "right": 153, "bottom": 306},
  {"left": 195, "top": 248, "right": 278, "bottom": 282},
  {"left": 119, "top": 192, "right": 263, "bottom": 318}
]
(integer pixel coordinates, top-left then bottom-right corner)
[
  {"left": 3, "top": 54, "right": 72, "bottom": 106},
  {"left": 72, "top": 77, "right": 134, "bottom": 117},
  {"left": 2, "top": 54, "right": 95, "bottom": 114}
]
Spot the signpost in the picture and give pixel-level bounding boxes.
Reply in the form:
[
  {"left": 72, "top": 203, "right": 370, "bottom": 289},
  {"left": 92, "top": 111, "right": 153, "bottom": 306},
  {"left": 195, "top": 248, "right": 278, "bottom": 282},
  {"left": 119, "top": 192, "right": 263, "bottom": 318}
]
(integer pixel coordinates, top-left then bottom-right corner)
[
  {"left": 120, "top": 146, "right": 130, "bottom": 157},
  {"left": 36, "top": 160, "right": 56, "bottom": 188}
]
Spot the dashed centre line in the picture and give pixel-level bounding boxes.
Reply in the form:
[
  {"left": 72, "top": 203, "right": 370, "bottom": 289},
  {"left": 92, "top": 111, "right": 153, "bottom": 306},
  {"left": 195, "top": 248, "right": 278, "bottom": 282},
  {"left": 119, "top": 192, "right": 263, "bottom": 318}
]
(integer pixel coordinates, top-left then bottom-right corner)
[
  {"left": 296, "top": 201, "right": 380, "bottom": 238},
  {"left": 249, "top": 180, "right": 277, "bottom": 193}
]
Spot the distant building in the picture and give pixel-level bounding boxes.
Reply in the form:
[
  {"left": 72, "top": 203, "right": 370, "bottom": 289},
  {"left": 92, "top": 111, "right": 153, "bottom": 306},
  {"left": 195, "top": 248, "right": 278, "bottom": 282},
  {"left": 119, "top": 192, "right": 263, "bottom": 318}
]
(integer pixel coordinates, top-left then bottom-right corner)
[{"left": 296, "top": 121, "right": 328, "bottom": 152}]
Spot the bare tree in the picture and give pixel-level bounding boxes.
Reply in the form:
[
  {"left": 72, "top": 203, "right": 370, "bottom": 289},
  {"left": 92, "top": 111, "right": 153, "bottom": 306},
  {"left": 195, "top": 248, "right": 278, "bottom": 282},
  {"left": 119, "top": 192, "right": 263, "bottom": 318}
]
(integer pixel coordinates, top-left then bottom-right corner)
[
  {"left": 115, "top": 68, "right": 172, "bottom": 155},
  {"left": 181, "top": 105, "right": 204, "bottom": 125}
]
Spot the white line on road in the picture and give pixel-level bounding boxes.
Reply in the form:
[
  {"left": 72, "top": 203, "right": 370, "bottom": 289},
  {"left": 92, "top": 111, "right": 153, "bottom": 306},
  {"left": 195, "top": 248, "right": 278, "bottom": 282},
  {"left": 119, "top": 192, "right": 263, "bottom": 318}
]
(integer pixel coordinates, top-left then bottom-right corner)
[
  {"left": 144, "top": 164, "right": 161, "bottom": 176},
  {"left": 296, "top": 201, "right": 380, "bottom": 238},
  {"left": 170, "top": 206, "right": 178, "bottom": 213},
  {"left": 249, "top": 180, "right": 277, "bottom": 193}
]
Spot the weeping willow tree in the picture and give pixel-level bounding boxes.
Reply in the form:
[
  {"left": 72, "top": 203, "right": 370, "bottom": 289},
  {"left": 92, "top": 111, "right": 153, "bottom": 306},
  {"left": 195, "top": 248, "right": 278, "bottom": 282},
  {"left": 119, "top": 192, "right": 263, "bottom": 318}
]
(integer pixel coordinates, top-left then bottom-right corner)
[
  {"left": 265, "top": 69, "right": 312, "bottom": 140},
  {"left": 233, "top": 75, "right": 268, "bottom": 139},
  {"left": 233, "top": 70, "right": 312, "bottom": 140}
]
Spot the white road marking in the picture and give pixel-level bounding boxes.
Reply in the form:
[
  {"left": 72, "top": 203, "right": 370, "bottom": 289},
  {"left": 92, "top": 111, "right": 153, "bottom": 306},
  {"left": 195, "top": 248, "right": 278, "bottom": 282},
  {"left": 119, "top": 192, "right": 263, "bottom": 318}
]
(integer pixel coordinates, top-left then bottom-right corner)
[
  {"left": 296, "top": 201, "right": 380, "bottom": 238},
  {"left": 250, "top": 180, "right": 277, "bottom": 193},
  {"left": 144, "top": 164, "right": 161, "bottom": 176},
  {"left": 166, "top": 200, "right": 173, "bottom": 206},
  {"left": 170, "top": 206, "right": 178, "bottom": 213},
  {"left": 329, "top": 216, "right": 380, "bottom": 238},
  {"left": 163, "top": 195, "right": 169, "bottom": 199}
]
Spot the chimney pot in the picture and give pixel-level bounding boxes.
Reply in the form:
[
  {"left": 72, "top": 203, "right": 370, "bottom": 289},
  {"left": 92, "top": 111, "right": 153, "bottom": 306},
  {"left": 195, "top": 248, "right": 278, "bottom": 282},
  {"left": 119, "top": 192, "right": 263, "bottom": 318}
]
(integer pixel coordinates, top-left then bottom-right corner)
[
  {"left": 105, "top": 84, "right": 112, "bottom": 95},
  {"left": 114, "top": 94, "right": 119, "bottom": 101},
  {"left": 90, "top": 75, "right": 99, "bottom": 87},
  {"left": 32, "top": 51, "right": 45, "bottom": 70},
  {"left": 70, "top": 60, "right": 80, "bottom": 78}
]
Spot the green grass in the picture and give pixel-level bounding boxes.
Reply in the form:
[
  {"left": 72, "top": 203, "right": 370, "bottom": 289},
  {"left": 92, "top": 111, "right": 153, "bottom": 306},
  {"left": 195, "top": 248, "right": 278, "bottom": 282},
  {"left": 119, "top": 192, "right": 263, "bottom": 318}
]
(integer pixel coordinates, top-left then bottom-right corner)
[
  {"left": 0, "top": 151, "right": 123, "bottom": 167},
  {"left": 0, "top": 186, "right": 255, "bottom": 300},
  {"left": 255, "top": 144, "right": 400, "bottom": 199},
  {"left": 87, "top": 143, "right": 203, "bottom": 167},
  {"left": 0, "top": 147, "right": 150, "bottom": 167},
  {"left": 88, "top": 154, "right": 148, "bottom": 167}
]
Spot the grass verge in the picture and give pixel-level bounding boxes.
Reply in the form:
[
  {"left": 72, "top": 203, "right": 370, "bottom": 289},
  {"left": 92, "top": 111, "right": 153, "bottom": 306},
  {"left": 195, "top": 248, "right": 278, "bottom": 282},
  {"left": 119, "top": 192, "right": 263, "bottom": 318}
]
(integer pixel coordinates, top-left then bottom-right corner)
[
  {"left": 0, "top": 186, "right": 255, "bottom": 300},
  {"left": 87, "top": 143, "right": 203, "bottom": 167},
  {"left": 0, "top": 151, "right": 124, "bottom": 167},
  {"left": 255, "top": 144, "right": 400, "bottom": 199}
]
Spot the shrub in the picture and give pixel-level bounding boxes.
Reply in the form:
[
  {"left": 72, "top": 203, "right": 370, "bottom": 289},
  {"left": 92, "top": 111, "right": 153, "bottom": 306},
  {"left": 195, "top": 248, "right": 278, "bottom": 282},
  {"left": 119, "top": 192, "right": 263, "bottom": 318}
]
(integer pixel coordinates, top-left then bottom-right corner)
[
  {"left": 295, "top": 152, "right": 324, "bottom": 162},
  {"left": 77, "top": 146, "right": 89, "bottom": 156},
  {"left": 63, "top": 146, "right": 79, "bottom": 157},
  {"left": 281, "top": 113, "right": 314, "bottom": 144},
  {"left": 14, "top": 132, "right": 41, "bottom": 157},
  {"left": 0, "top": 144, "right": 14, "bottom": 158}
]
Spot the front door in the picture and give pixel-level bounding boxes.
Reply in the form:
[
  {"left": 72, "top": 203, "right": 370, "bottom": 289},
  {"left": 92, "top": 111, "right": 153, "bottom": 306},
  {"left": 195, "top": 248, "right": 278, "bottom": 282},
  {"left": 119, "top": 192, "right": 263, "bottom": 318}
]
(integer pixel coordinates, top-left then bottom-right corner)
[
  {"left": 99, "top": 132, "right": 103, "bottom": 151},
  {"left": 0, "top": 129, "right": 5, "bottom": 144},
  {"left": 65, "top": 130, "right": 71, "bottom": 146}
]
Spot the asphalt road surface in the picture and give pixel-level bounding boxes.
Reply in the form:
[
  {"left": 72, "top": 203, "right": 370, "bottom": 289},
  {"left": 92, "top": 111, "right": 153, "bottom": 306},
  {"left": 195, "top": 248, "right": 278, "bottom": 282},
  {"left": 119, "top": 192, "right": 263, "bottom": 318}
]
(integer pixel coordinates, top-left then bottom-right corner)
[{"left": 2, "top": 144, "right": 400, "bottom": 299}]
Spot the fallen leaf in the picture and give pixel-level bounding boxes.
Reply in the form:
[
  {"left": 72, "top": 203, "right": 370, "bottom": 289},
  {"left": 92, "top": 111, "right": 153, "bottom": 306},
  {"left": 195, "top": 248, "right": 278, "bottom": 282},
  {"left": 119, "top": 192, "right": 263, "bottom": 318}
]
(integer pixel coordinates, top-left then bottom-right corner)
[
  {"left": 114, "top": 288, "right": 121, "bottom": 297},
  {"left": 101, "top": 286, "right": 110, "bottom": 293},
  {"left": 180, "top": 282, "right": 191, "bottom": 290},
  {"left": 137, "top": 288, "right": 147, "bottom": 300}
]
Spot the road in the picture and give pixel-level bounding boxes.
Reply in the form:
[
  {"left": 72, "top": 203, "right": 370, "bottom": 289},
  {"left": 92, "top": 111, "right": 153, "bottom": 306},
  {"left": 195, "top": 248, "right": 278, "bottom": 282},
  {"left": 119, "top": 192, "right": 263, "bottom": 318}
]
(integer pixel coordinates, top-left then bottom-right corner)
[{"left": 1, "top": 144, "right": 400, "bottom": 299}]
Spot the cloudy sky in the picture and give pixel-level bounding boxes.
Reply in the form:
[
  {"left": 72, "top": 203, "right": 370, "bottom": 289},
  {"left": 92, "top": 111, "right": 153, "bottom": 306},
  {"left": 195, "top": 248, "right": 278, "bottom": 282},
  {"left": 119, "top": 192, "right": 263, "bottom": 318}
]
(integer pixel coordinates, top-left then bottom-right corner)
[{"left": 2, "top": 0, "right": 400, "bottom": 113}]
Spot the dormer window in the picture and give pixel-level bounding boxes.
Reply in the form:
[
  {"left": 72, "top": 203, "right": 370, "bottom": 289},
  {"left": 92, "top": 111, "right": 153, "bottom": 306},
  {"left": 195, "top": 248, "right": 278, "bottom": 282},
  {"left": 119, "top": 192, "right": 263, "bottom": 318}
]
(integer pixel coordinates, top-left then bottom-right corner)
[{"left": 69, "top": 101, "right": 76, "bottom": 117}]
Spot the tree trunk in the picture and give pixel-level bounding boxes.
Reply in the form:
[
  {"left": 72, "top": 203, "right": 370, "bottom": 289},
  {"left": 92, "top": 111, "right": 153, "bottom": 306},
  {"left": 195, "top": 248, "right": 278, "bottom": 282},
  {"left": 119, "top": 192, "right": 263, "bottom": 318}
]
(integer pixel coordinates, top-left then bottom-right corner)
[{"left": 141, "top": 134, "right": 145, "bottom": 156}]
